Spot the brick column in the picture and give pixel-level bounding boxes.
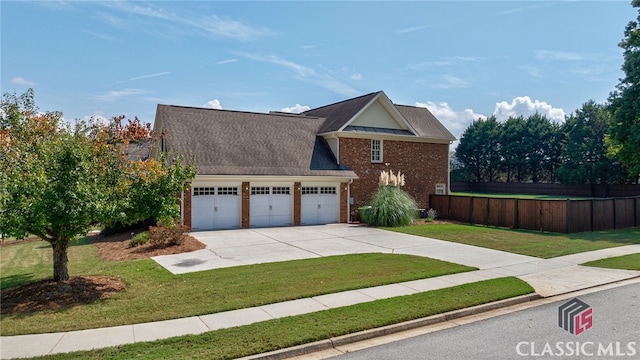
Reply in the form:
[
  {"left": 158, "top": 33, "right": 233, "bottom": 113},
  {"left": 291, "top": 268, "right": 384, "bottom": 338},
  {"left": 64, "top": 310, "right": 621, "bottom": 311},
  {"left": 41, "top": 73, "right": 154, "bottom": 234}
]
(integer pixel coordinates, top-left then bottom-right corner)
[
  {"left": 293, "top": 182, "right": 301, "bottom": 226},
  {"left": 242, "top": 182, "right": 250, "bottom": 228},
  {"left": 183, "top": 182, "right": 192, "bottom": 230},
  {"left": 340, "top": 182, "right": 348, "bottom": 223}
]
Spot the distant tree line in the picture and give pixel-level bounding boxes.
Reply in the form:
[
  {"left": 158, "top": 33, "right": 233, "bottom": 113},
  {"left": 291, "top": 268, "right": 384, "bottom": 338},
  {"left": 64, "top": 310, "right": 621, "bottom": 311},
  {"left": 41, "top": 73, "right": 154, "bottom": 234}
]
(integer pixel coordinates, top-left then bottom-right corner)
[
  {"left": 452, "top": 102, "right": 632, "bottom": 184},
  {"left": 452, "top": 0, "right": 640, "bottom": 185}
]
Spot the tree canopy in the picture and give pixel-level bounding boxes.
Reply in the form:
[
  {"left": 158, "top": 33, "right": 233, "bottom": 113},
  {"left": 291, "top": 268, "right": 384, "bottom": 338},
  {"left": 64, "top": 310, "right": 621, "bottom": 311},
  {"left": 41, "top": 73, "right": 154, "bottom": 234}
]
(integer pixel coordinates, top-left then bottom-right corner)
[
  {"left": 0, "top": 89, "right": 195, "bottom": 282},
  {"left": 608, "top": 0, "right": 640, "bottom": 176}
]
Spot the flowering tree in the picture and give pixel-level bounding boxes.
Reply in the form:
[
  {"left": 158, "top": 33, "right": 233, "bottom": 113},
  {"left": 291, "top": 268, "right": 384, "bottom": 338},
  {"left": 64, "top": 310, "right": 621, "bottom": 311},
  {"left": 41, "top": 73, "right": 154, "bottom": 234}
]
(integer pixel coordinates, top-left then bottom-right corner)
[{"left": 0, "top": 89, "right": 195, "bottom": 282}]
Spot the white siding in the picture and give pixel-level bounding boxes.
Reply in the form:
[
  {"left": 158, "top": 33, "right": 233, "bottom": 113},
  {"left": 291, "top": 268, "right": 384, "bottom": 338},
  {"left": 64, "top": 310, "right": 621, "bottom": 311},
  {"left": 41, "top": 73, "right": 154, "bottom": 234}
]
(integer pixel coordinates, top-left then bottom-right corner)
[
  {"left": 350, "top": 100, "right": 407, "bottom": 130},
  {"left": 326, "top": 137, "right": 339, "bottom": 162}
]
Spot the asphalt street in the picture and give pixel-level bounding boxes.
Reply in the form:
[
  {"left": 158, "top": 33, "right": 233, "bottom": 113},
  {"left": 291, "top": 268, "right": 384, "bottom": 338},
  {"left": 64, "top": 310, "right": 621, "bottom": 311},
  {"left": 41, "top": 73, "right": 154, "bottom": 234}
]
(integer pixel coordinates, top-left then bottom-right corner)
[{"left": 330, "top": 283, "right": 640, "bottom": 360}]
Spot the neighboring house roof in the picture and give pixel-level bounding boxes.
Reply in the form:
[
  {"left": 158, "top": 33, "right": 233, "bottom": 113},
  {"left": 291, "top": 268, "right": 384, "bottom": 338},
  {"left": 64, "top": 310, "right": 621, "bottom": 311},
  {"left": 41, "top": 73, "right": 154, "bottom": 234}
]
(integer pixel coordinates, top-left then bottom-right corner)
[
  {"left": 304, "top": 90, "right": 456, "bottom": 141},
  {"left": 155, "top": 104, "right": 357, "bottom": 178}
]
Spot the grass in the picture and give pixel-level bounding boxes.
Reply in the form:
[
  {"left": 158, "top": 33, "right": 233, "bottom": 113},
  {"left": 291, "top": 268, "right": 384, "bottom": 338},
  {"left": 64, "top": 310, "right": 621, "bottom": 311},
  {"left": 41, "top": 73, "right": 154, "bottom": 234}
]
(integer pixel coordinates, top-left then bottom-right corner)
[
  {"left": 30, "top": 277, "right": 533, "bottom": 360},
  {"left": 451, "top": 192, "right": 590, "bottom": 200},
  {"left": 0, "top": 238, "right": 475, "bottom": 336},
  {"left": 388, "top": 223, "right": 640, "bottom": 258},
  {"left": 582, "top": 253, "right": 640, "bottom": 270}
]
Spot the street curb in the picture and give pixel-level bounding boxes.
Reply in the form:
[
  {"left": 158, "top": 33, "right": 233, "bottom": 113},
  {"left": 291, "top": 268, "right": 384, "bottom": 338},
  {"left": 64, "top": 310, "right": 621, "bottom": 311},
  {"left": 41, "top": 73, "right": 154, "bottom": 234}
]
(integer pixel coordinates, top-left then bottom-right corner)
[{"left": 241, "top": 293, "right": 541, "bottom": 360}]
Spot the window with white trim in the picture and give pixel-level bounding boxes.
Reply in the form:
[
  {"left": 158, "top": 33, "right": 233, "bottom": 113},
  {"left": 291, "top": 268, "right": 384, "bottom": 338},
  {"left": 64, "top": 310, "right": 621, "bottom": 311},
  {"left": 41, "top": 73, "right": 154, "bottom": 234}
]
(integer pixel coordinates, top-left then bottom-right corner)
[
  {"left": 371, "top": 139, "right": 382, "bottom": 163},
  {"left": 320, "top": 187, "right": 337, "bottom": 194}
]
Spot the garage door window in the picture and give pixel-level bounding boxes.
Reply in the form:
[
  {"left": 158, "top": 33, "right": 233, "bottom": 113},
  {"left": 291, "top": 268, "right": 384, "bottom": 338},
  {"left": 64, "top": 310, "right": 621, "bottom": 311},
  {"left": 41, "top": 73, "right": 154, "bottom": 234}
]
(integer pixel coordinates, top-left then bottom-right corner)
[
  {"left": 272, "top": 187, "right": 290, "bottom": 195},
  {"left": 251, "top": 187, "right": 269, "bottom": 195},
  {"left": 193, "top": 187, "right": 215, "bottom": 196},
  {"left": 320, "top": 187, "right": 337, "bottom": 194},
  {"left": 218, "top": 187, "right": 238, "bottom": 195},
  {"left": 301, "top": 187, "right": 318, "bottom": 195}
]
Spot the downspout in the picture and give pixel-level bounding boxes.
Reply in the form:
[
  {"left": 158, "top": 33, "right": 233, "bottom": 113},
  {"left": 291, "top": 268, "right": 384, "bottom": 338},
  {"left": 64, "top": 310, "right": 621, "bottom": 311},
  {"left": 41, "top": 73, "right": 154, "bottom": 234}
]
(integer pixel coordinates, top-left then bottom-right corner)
[
  {"left": 447, "top": 141, "right": 453, "bottom": 194},
  {"left": 180, "top": 187, "right": 185, "bottom": 226},
  {"left": 347, "top": 178, "right": 353, "bottom": 223}
]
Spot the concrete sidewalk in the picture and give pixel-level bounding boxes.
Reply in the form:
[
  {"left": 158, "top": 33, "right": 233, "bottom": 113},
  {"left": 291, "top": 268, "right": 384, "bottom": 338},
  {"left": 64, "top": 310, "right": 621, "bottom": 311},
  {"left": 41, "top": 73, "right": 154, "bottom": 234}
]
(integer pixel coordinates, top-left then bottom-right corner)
[{"left": 2, "top": 225, "right": 639, "bottom": 359}]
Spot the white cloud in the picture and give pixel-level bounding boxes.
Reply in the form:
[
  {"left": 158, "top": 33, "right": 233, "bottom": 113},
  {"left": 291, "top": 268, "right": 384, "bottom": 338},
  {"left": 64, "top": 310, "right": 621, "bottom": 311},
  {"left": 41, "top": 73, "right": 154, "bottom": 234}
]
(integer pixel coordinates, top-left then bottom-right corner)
[
  {"left": 11, "top": 77, "right": 35, "bottom": 86},
  {"left": 80, "top": 112, "right": 110, "bottom": 126},
  {"left": 216, "top": 59, "right": 238, "bottom": 65},
  {"left": 92, "top": 88, "right": 150, "bottom": 102},
  {"left": 204, "top": 99, "right": 223, "bottom": 109},
  {"left": 396, "top": 24, "right": 435, "bottom": 34},
  {"left": 280, "top": 104, "right": 310, "bottom": 114},
  {"left": 351, "top": 73, "right": 362, "bottom": 80},
  {"left": 235, "top": 51, "right": 360, "bottom": 97},
  {"left": 432, "top": 74, "right": 469, "bottom": 89},
  {"left": 415, "top": 101, "right": 486, "bottom": 139},
  {"left": 535, "top": 50, "right": 584, "bottom": 61},
  {"left": 99, "top": 1, "right": 273, "bottom": 41},
  {"left": 493, "top": 96, "right": 565, "bottom": 122}
]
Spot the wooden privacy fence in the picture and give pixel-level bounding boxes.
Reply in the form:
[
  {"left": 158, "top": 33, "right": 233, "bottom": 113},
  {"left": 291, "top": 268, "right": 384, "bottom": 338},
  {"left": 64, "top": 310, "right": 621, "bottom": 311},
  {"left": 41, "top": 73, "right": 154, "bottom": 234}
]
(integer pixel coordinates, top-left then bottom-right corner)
[{"left": 429, "top": 195, "right": 640, "bottom": 233}]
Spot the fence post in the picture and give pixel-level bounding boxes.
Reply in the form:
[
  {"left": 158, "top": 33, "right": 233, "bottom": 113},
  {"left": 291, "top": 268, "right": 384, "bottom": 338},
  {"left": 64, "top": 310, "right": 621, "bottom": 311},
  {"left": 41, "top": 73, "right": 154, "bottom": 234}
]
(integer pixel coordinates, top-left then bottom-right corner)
[
  {"left": 486, "top": 197, "right": 490, "bottom": 226},
  {"left": 613, "top": 198, "right": 617, "bottom": 230},
  {"left": 590, "top": 199, "right": 595, "bottom": 232},
  {"left": 469, "top": 196, "right": 474, "bottom": 224},
  {"left": 566, "top": 198, "right": 571, "bottom": 234},
  {"left": 514, "top": 198, "right": 519, "bottom": 229}
]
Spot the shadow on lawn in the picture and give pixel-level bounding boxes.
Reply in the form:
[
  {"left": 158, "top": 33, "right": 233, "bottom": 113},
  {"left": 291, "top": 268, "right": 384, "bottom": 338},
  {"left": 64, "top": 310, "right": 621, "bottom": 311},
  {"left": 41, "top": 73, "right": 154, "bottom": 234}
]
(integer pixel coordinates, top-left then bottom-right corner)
[
  {"left": 1, "top": 273, "right": 35, "bottom": 290},
  {"left": 567, "top": 228, "right": 640, "bottom": 243}
]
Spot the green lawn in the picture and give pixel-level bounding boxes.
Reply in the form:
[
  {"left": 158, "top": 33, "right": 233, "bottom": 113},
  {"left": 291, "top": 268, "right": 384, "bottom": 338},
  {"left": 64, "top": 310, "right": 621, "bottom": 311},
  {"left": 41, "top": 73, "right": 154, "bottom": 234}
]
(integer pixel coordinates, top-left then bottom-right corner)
[
  {"left": 582, "top": 253, "right": 640, "bottom": 270},
  {"left": 388, "top": 224, "right": 640, "bottom": 258},
  {"left": 30, "top": 277, "right": 534, "bottom": 360},
  {"left": 0, "top": 238, "right": 475, "bottom": 336}
]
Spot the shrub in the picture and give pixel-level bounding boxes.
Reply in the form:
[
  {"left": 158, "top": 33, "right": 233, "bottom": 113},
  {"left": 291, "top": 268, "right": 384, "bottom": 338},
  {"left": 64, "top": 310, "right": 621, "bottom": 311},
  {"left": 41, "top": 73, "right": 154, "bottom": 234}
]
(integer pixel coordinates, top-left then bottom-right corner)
[
  {"left": 427, "top": 208, "right": 439, "bottom": 220},
  {"left": 366, "top": 186, "right": 419, "bottom": 227},
  {"left": 128, "top": 231, "right": 149, "bottom": 248},
  {"left": 148, "top": 221, "right": 188, "bottom": 248}
]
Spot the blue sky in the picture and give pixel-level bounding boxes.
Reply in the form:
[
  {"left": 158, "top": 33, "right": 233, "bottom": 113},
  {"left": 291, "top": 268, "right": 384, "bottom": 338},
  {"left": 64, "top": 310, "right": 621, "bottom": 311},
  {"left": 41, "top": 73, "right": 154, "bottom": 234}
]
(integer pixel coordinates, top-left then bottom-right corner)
[{"left": 1, "top": 1, "right": 636, "bottom": 141}]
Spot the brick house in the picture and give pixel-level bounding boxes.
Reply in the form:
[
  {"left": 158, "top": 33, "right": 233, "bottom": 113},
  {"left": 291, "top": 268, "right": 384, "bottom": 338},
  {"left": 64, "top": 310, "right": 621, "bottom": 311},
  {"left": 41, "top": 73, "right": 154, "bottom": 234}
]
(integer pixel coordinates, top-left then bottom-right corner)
[{"left": 153, "top": 91, "right": 455, "bottom": 231}]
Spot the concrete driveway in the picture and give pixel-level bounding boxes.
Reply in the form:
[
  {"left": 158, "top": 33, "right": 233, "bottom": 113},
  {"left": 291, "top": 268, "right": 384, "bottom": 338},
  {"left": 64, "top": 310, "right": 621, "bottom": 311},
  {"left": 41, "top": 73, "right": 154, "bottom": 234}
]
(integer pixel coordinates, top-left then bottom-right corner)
[{"left": 152, "top": 224, "right": 538, "bottom": 274}]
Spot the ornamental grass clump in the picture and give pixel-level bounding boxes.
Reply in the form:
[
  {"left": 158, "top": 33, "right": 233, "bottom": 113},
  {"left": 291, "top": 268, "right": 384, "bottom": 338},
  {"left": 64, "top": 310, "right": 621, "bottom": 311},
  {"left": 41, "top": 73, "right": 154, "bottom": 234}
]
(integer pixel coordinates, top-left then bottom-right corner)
[{"left": 367, "top": 170, "right": 419, "bottom": 227}]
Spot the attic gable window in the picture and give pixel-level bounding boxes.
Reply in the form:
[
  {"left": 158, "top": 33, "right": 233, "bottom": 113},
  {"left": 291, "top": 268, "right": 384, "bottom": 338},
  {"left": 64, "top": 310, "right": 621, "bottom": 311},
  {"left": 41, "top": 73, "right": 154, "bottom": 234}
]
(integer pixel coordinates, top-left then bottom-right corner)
[{"left": 371, "top": 139, "right": 383, "bottom": 163}]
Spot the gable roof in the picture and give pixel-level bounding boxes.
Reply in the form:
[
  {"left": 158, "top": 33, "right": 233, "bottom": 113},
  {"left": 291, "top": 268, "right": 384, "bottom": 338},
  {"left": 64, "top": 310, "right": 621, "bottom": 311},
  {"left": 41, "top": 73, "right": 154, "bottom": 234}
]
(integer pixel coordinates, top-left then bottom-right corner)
[
  {"left": 303, "top": 91, "right": 455, "bottom": 141},
  {"left": 155, "top": 104, "right": 357, "bottom": 178}
]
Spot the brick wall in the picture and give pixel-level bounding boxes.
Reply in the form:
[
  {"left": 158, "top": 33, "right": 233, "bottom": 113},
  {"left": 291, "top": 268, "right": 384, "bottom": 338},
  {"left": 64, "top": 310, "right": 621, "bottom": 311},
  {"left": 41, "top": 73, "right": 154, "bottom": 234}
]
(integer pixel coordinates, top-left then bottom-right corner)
[{"left": 339, "top": 137, "right": 449, "bottom": 210}]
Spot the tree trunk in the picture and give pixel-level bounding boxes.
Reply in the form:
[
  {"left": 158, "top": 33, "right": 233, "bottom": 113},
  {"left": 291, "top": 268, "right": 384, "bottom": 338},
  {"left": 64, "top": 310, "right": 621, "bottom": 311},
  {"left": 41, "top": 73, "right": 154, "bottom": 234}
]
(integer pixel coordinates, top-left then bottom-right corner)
[{"left": 52, "top": 239, "right": 70, "bottom": 282}]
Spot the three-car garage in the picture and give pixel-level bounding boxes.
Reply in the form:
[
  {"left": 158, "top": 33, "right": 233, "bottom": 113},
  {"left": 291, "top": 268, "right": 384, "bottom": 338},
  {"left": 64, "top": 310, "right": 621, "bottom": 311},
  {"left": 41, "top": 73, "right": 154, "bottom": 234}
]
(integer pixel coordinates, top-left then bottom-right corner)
[{"left": 189, "top": 182, "right": 342, "bottom": 231}]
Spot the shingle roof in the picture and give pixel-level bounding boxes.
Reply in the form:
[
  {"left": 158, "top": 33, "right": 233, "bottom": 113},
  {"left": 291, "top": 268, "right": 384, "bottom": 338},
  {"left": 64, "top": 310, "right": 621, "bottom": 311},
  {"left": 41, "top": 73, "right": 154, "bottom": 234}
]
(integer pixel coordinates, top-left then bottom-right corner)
[
  {"left": 395, "top": 104, "right": 456, "bottom": 141},
  {"left": 156, "top": 105, "right": 357, "bottom": 177},
  {"left": 303, "top": 91, "right": 456, "bottom": 141},
  {"left": 303, "top": 92, "right": 380, "bottom": 133}
]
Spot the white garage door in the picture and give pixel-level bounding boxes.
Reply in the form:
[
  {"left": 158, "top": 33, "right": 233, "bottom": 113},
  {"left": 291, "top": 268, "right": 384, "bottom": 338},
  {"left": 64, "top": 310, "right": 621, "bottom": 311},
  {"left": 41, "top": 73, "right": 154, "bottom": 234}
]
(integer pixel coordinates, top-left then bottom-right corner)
[
  {"left": 191, "top": 187, "right": 241, "bottom": 230},
  {"left": 301, "top": 186, "right": 339, "bottom": 225},
  {"left": 250, "top": 186, "right": 292, "bottom": 227}
]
